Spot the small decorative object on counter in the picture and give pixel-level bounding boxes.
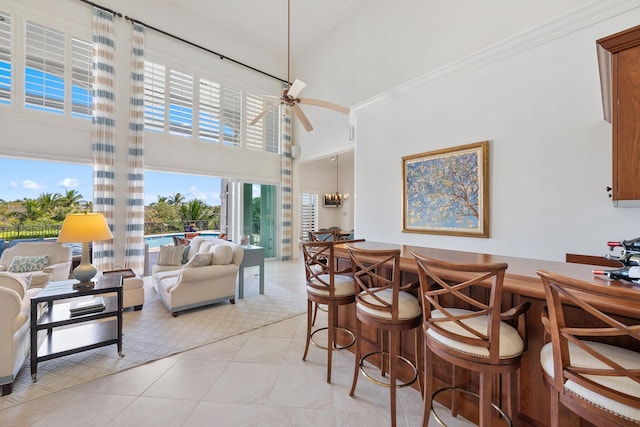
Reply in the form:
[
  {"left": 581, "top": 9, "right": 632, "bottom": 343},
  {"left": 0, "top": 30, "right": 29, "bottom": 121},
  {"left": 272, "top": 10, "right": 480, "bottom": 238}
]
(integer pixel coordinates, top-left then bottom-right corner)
[
  {"left": 593, "top": 265, "right": 640, "bottom": 282},
  {"left": 604, "top": 237, "right": 640, "bottom": 266}
]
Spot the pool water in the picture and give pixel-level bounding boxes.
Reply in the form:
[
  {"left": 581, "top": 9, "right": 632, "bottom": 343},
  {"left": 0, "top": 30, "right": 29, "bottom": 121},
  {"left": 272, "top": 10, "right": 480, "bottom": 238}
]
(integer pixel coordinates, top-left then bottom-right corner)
[{"left": 144, "top": 233, "right": 219, "bottom": 249}]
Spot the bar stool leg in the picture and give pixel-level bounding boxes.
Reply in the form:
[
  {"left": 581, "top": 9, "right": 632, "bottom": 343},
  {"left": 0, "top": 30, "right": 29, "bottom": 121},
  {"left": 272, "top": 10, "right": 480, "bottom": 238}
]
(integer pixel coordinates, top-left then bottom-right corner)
[
  {"left": 302, "top": 299, "right": 313, "bottom": 361},
  {"left": 326, "top": 303, "right": 335, "bottom": 383},
  {"left": 390, "top": 330, "right": 399, "bottom": 427},
  {"left": 479, "top": 371, "right": 492, "bottom": 426},
  {"left": 423, "top": 346, "right": 433, "bottom": 427},
  {"left": 349, "top": 319, "right": 362, "bottom": 397}
]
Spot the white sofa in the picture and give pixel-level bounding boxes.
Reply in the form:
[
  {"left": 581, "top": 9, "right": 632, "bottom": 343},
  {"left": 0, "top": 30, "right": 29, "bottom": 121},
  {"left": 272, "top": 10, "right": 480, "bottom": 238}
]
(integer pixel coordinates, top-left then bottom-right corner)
[
  {"left": 151, "top": 237, "right": 244, "bottom": 316},
  {"left": 0, "top": 272, "right": 41, "bottom": 396},
  {"left": 0, "top": 241, "right": 72, "bottom": 288}
]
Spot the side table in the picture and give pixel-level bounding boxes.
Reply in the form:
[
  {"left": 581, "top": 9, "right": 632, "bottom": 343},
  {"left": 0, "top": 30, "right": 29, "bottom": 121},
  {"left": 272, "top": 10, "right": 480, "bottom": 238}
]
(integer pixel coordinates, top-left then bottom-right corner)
[
  {"left": 238, "top": 245, "right": 265, "bottom": 299},
  {"left": 30, "top": 274, "right": 123, "bottom": 381}
]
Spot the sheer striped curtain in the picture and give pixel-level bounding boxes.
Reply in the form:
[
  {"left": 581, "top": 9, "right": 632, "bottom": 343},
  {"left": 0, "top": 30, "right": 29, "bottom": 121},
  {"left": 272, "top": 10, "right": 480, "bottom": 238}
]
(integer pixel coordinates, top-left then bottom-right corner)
[
  {"left": 280, "top": 106, "right": 293, "bottom": 260},
  {"left": 124, "top": 23, "right": 145, "bottom": 274},
  {"left": 91, "top": 7, "right": 116, "bottom": 271}
]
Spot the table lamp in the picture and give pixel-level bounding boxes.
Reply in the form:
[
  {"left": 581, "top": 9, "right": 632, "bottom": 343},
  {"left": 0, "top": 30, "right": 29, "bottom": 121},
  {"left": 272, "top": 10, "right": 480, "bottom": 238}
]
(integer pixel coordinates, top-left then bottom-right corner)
[{"left": 57, "top": 212, "right": 113, "bottom": 289}]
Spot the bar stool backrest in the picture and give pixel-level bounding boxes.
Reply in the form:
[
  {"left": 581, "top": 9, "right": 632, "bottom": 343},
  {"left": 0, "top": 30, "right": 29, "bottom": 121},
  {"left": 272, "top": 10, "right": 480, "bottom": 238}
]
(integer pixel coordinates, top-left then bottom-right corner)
[{"left": 537, "top": 270, "right": 640, "bottom": 426}]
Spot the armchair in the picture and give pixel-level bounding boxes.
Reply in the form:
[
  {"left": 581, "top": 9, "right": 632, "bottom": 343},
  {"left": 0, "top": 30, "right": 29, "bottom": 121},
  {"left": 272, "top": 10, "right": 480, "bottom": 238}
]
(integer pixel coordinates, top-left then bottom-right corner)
[
  {"left": 0, "top": 272, "right": 41, "bottom": 395},
  {"left": 0, "top": 241, "right": 72, "bottom": 287}
]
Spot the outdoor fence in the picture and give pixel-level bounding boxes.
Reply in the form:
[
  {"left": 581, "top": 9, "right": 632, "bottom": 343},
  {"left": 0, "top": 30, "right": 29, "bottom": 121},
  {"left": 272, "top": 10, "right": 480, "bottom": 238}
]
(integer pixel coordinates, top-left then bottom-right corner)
[{"left": 0, "top": 220, "right": 215, "bottom": 242}]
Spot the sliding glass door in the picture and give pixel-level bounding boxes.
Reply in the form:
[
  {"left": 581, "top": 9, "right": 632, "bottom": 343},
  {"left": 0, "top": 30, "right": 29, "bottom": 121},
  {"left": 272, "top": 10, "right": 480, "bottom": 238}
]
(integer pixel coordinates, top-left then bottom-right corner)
[{"left": 243, "top": 183, "right": 277, "bottom": 258}]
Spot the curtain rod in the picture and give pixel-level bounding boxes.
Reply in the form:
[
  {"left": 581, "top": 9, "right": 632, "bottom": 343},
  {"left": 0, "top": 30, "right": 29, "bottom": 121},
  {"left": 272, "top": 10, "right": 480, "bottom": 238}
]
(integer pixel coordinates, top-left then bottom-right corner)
[{"left": 78, "top": 0, "right": 288, "bottom": 85}]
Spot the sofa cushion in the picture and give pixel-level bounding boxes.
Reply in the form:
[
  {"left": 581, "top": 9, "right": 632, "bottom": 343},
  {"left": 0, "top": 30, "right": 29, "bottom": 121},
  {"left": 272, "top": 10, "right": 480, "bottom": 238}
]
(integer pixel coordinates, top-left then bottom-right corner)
[
  {"left": 157, "top": 245, "right": 185, "bottom": 266},
  {"left": 199, "top": 241, "right": 215, "bottom": 254},
  {"left": 8, "top": 255, "right": 49, "bottom": 273},
  {"left": 210, "top": 244, "right": 234, "bottom": 265},
  {"left": 185, "top": 252, "right": 212, "bottom": 268}
]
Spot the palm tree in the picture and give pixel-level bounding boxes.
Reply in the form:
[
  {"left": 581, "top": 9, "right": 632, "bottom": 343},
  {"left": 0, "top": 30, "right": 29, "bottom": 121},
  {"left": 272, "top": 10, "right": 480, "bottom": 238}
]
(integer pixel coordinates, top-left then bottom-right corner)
[
  {"left": 180, "top": 199, "right": 211, "bottom": 223},
  {"left": 168, "top": 193, "right": 185, "bottom": 206},
  {"left": 59, "top": 189, "right": 83, "bottom": 207},
  {"left": 13, "top": 199, "right": 44, "bottom": 223},
  {"left": 37, "top": 192, "right": 62, "bottom": 211}
]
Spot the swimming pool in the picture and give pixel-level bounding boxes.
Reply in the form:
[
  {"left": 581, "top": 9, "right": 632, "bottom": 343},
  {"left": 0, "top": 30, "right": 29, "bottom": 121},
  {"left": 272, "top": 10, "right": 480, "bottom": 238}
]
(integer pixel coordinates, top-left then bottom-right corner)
[{"left": 144, "top": 232, "right": 219, "bottom": 249}]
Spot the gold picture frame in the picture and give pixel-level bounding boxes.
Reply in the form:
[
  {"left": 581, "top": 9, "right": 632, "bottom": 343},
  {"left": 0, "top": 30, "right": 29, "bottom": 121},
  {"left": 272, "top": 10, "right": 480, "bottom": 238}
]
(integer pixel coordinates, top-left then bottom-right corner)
[{"left": 402, "top": 141, "right": 489, "bottom": 237}]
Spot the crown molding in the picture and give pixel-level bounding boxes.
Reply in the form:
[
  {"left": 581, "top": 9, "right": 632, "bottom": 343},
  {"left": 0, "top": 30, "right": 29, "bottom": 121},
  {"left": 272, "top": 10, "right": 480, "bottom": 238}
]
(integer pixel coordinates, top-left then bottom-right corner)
[{"left": 353, "top": 0, "right": 640, "bottom": 114}]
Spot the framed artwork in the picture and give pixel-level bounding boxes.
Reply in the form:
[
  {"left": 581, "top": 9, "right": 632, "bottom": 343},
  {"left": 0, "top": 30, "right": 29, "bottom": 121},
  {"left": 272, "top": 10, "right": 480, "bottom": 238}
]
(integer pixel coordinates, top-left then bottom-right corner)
[
  {"left": 323, "top": 195, "right": 342, "bottom": 208},
  {"left": 402, "top": 141, "right": 489, "bottom": 237}
]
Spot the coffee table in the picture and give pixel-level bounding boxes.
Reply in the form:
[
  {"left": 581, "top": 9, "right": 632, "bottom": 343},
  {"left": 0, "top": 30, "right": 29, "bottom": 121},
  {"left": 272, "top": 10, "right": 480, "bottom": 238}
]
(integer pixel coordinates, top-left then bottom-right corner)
[{"left": 30, "top": 274, "right": 123, "bottom": 380}]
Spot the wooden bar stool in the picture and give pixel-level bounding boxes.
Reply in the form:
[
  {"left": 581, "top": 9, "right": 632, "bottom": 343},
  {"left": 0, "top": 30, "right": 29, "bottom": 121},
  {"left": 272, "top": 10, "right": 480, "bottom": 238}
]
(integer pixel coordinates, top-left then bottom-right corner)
[
  {"left": 413, "top": 253, "right": 530, "bottom": 427},
  {"left": 347, "top": 244, "right": 422, "bottom": 427},
  {"left": 537, "top": 270, "right": 640, "bottom": 427},
  {"left": 301, "top": 240, "right": 356, "bottom": 383}
]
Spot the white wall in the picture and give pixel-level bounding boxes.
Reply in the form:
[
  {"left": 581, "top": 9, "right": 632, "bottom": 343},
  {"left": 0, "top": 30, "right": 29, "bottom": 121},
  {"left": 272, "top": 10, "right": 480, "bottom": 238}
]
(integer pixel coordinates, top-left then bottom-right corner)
[{"left": 295, "top": 0, "right": 640, "bottom": 261}]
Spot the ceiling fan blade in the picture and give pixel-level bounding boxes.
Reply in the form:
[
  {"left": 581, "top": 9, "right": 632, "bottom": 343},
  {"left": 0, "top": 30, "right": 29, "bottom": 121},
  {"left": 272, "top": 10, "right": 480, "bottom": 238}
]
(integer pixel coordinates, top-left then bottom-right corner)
[
  {"left": 287, "top": 79, "right": 307, "bottom": 99},
  {"left": 292, "top": 104, "right": 313, "bottom": 131},
  {"left": 299, "top": 98, "right": 350, "bottom": 114},
  {"left": 249, "top": 103, "right": 280, "bottom": 126}
]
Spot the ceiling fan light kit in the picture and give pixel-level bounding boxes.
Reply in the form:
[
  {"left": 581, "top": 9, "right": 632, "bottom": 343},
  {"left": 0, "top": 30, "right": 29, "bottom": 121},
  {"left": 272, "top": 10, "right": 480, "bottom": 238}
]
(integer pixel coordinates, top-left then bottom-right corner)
[{"left": 249, "top": 0, "right": 349, "bottom": 132}]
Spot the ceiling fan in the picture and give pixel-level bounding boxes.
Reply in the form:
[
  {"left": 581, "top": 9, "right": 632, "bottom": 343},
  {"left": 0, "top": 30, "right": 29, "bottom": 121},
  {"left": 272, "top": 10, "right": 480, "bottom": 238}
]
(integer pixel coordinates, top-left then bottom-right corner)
[{"left": 249, "top": 0, "right": 350, "bottom": 132}]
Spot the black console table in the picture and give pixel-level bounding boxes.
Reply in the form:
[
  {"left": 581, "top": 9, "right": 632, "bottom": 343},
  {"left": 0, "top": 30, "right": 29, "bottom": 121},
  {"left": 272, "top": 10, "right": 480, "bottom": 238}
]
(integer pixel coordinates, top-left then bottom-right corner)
[{"left": 30, "top": 274, "right": 123, "bottom": 380}]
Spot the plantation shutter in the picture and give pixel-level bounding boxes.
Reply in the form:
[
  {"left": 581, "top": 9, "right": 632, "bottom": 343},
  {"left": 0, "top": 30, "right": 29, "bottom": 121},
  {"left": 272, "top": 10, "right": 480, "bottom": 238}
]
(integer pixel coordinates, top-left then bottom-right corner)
[
  {"left": 25, "top": 21, "right": 65, "bottom": 113},
  {"left": 245, "top": 93, "right": 264, "bottom": 150},
  {"left": 71, "top": 37, "right": 92, "bottom": 118},
  {"left": 0, "top": 11, "right": 11, "bottom": 105},
  {"left": 221, "top": 86, "right": 241, "bottom": 146},
  {"left": 168, "top": 68, "right": 193, "bottom": 136},
  {"left": 199, "top": 77, "right": 221, "bottom": 142},
  {"left": 144, "top": 60, "right": 165, "bottom": 131},
  {"left": 245, "top": 94, "right": 280, "bottom": 152},
  {"left": 300, "top": 193, "right": 318, "bottom": 240}
]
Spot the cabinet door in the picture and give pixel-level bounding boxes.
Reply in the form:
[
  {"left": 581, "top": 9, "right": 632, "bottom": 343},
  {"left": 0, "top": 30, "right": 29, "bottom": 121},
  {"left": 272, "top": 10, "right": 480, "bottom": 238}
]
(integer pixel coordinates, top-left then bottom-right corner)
[{"left": 615, "top": 45, "right": 640, "bottom": 201}]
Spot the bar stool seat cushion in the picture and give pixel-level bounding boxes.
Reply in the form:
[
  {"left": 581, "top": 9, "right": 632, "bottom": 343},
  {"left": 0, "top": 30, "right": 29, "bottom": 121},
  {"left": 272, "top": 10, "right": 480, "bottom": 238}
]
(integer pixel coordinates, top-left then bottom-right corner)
[
  {"left": 307, "top": 274, "right": 355, "bottom": 297},
  {"left": 427, "top": 308, "right": 524, "bottom": 358},
  {"left": 540, "top": 340, "right": 640, "bottom": 422},
  {"left": 358, "top": 289, "right": 421, "bottom": 320}
]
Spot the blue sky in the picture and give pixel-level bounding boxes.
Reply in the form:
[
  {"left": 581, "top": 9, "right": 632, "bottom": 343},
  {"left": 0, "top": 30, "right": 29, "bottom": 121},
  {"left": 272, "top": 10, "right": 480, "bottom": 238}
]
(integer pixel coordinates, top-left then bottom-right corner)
[{"left": 0, "top": 158, "right": 222, "bottom": 206}]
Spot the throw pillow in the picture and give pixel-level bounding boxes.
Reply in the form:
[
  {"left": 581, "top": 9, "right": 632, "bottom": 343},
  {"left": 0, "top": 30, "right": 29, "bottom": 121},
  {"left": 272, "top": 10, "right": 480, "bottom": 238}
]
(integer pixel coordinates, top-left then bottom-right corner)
[
  {"left": 199, "top": 241, "right": 215, "bottom": 254},
  {"left": 8, "top": 254, "right": 49, "bottom": 273},
  {"left": 184, "top": 252, "right": 212, "bottom": 268},
  {"left": 157, "top": 245, "right": 185, "bottom": 266},
  {"left": 182, "top": 245, "right": 191, "bottom": 264},
  {"left": 210, "top": 244, "right": 234, "bottom": 265}
]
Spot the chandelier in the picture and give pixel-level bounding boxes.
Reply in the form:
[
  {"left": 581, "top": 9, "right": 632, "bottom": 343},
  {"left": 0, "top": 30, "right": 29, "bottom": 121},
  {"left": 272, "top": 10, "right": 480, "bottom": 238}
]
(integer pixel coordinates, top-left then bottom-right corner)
[{"left": 324, "top": 154, "right": 350, "bottom": 204}]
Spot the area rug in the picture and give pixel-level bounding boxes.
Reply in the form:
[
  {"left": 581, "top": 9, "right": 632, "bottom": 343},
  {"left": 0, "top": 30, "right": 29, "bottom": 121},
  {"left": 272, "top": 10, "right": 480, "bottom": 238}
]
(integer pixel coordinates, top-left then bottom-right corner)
[{"left": 0, "top": 260, "right": 306, "bottom": 409}]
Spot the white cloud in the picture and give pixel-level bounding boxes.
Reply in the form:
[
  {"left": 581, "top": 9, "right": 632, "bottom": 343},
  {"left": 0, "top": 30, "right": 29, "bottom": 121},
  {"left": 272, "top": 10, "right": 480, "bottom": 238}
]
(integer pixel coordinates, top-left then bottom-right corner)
[
  {"left": 57, "top": 178, "right": 80, "bottom": 188},
  {"left": 8, "top": 181, "right": 17, "bottom": 188},
  {"left": 22, "top": 180, "right": 46, "bottom": 191}
]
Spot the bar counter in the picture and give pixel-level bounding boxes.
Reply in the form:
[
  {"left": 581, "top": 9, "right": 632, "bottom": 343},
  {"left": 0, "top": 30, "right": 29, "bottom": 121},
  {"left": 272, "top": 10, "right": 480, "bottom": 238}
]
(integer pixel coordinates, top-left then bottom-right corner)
[{"left": 333, "top": 241, "right": 640, "bottom": 426}]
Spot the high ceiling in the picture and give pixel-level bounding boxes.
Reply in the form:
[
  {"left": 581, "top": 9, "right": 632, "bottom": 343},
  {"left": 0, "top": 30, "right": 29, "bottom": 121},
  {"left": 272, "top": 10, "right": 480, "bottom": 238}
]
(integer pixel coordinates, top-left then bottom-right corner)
[{"left": 161, "top": 0, "right": 366, "bottom": 56}]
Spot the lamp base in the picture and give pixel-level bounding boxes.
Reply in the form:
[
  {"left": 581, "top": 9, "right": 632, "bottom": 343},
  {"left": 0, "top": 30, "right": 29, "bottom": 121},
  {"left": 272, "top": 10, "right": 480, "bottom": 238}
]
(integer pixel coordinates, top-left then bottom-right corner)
[{"left": 73, "top": 280, "right": 95, "bottom": 290}]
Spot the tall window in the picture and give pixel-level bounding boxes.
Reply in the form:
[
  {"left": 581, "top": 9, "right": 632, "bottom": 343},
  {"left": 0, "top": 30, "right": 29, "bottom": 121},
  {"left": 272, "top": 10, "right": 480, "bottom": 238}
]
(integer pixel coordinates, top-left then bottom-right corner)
[
  {"left": 246, "top": 93, "right": 280, "bottom": 153},
  {"left": 300, "top": 193, "right": 319, "bottom": 240},
  {"left": 168, "top": 68, "right": 193, "bottom": 136},
  {"left": 221, "top": 86, "right": 241, "bottom": 146},
  {"left": 25, "top": 21, "right": 65, "bottom": 114},
  {"left": 199, "top": 77, "right": 222, "bottom": 142},
  {"left": 0, "top": 11, "right": 11, "bottom": 105},
  {"left": 70, "top": 37, "right": 92, "bottom": 118},
  {"left": 144, "top": 59, "right": 280, "bottom": 153},
  {"left": 144, "top": 61, "right": 165, "bottom": 132}
]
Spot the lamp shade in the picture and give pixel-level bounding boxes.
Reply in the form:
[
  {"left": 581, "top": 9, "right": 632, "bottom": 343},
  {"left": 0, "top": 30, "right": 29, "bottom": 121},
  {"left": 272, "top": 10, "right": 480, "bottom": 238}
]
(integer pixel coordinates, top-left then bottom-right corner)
[{"left": 57, "top": 213, "right": 113, "bottom": 243}]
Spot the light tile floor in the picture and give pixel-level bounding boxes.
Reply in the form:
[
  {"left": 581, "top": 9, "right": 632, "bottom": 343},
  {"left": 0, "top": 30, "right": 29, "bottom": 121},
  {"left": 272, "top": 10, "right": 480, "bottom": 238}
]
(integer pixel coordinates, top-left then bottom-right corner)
[{"left": 0, "top": 261, "right": 475, "bottom": 427}]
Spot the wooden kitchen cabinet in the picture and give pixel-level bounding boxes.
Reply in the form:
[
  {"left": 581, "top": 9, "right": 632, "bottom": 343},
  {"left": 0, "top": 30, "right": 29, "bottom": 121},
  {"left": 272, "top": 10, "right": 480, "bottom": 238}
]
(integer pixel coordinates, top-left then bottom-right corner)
[{"left": 597, "top": 25, "right": 640, "bottom": 206}]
